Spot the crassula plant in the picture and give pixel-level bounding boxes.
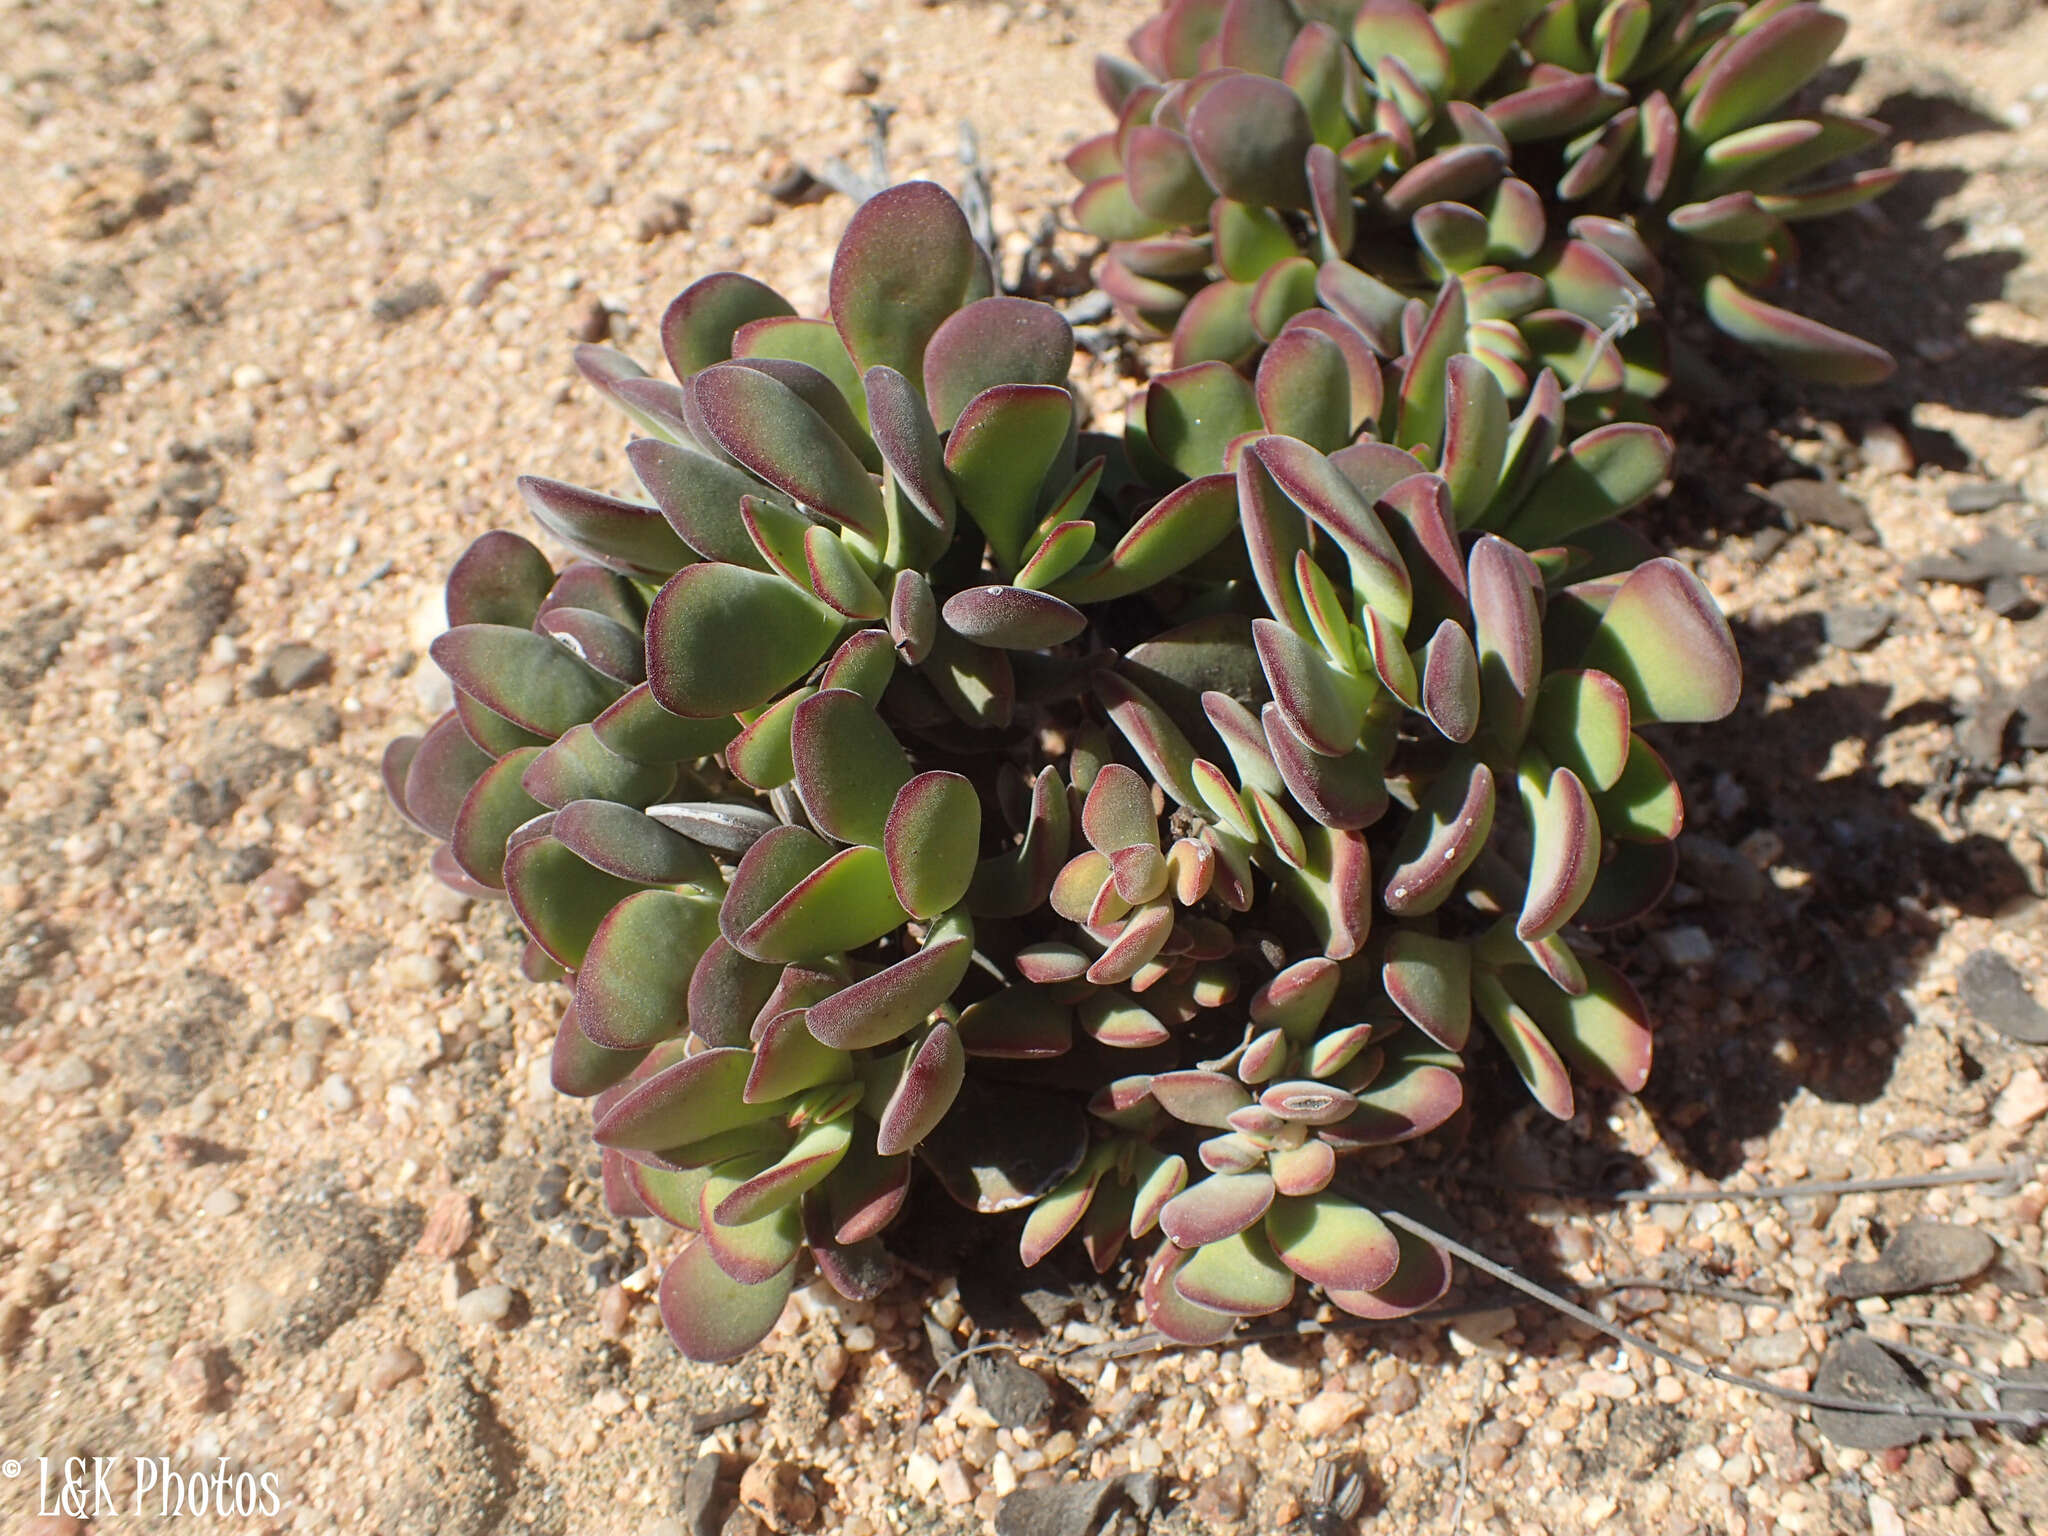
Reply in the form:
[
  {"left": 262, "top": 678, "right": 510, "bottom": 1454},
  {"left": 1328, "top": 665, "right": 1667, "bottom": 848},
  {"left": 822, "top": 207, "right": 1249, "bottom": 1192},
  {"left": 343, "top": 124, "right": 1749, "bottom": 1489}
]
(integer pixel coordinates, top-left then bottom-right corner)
[
  {"left": 384, "top": 178, "right": 1739, "bottom": 1362},
  {"left": 1072, "top": 0, "right": 1899, "bottom": 401}
]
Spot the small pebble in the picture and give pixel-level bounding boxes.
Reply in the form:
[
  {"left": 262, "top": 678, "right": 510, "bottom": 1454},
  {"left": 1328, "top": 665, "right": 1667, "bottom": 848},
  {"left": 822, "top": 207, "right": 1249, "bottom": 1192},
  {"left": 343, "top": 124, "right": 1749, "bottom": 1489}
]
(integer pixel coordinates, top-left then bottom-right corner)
[
  {"left": 416, "top": 1190, "right": 476, "bottom": 1261},
  {"left": 42, "top": 1054, "right": 95, "bottom": 1094},
  {"left": 1296, "top": 1390, "right": 1364, "bottom": 1437},
  {"left": 935, "top": 1457, "right": 973, "bottom": 1506},
  {"left": 455, "top": 1283, "right": 515, "bottom": 1328},
  {"left": 1946, "top": 481, "right": 2022, "bottom": 515},
  {"left": 1823, "top": 604, "right": 1893, "bottom": 652},
  {"left": 250, "top": 868, "right": 309, "bottom": 919},
  {"left": 365, "top": 1344, "right": 424, "bottom": 1395},
  {"left": 322, "top": 1074, "right": 358, "bottom": 1112},
  {"left": 1652, "top": 925, "right": 1715, "bottom": 969},
  {"left": 822, "top": 56, "right": 879, "bottom": 95},
  {"left": 1240, "top": 1343, "right": 1314, "bottom": 1397},
  {"left": 201, "top": 1187, "right": 243, "bottom": 1218},
  {"left": 1993, "top": 1066, "right": 2048, "bottom": 1128}
]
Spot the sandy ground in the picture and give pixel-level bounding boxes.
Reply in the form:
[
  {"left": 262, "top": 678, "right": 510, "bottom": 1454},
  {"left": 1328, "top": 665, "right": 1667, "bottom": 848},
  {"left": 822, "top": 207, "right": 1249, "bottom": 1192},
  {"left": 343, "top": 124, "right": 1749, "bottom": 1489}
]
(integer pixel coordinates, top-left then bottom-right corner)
[{"left": 3, "top": 0, "right": 2048, "bottom": 1533}]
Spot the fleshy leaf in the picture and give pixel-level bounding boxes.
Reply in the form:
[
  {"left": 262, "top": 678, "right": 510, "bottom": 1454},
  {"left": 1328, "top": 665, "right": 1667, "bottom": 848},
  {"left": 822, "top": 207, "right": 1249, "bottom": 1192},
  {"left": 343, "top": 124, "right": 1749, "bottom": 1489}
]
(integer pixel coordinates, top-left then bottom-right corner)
[
  {"left": 446, "top": 531, "right": 555, "bottom": 628},
  {"left": 1185, "top": 72, "right": 1314, "bottom": 208},
  {"left": 1518, "top": 764, "right": 1601, "bottom": 942},
  {"left": 1475, "top": 972, "right": 1574, "bottom": 1118},
  {"left": 944, "top": 383, "right": 1076, "bottom": 571},
  {"left": 884, "top": 772, "right": 983, "bottom": 918},
  {"left": 575, "top": 891, "right": 723, "bottom": 1050},
  {"left": 658, "top": 1235, "right": 793, "bottom": 1363},
  {"left": 1576, "top": 558, "right": 1741, "bottom": 723},
  {"left": 1159, "top": 1172, "right": 1276, "bottom": 1247},
  {"left": 432, "top": 625, "right": 625, "bottom": 741},
  {"left": 807, "top": 919, "right": 973, "bottom": 1051},
  {"left": 1382, "top": 757, "right": 1496, "bottom": 915},
  {"left": 791, "top": 689, "right": 913, "bottom": 847},
  {"left": 1174, "top": 1224, "right": 1296, "bottom": 1315},
  {"left": 1383, "top": 930, "right": 1473, "bottom": 1051},
  {"left": 645, "top": 563, "right": 842, "bottom": 719},
  {"left": 875, "top": 1022, "right": 967, "bottom": 1155},
  {"left": 1267, "top": 1194, "right": 1400, "bottom": 1292},
  {"left": 1699, "top": 275, "right": 1894, "bottom": 384},
  {"left": 736, "top": 844, "right": 910, "bottom": 965},
  {"left": 830, "top": 181, "right": 980, "bottom": 387},
  {"left": 691, "top": 363, "right": 885, "bottom": 540}
]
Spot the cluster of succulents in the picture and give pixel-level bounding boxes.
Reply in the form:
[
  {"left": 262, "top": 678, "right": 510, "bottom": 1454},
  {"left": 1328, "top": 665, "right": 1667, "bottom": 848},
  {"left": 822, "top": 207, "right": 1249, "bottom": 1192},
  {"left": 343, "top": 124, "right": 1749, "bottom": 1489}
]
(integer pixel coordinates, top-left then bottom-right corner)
[
  {"left": 383, "top": 172, "right": 1747, "bottom": 1361},
  {"left": 1072, "top": 0, "right": 1899, "bottom": 403}
]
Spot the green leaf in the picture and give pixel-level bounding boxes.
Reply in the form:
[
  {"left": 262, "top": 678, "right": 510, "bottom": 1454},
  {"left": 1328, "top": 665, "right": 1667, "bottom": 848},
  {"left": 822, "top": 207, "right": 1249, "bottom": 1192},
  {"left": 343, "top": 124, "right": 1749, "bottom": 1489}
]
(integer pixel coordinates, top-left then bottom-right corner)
[
  {"left": 645, "top": 563, "right": 842, "bottom": 719},
  {"left": 829, "top": 181, "right": 980, "bottom": 386}
]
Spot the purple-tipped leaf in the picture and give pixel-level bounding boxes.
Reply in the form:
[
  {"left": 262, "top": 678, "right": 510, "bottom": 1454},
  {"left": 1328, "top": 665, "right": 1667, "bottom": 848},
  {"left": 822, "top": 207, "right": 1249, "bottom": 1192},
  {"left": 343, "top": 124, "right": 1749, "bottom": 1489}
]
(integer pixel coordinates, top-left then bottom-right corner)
[
  {"left": 874, "top": 1022, "right": 966, "bottom": 1156},
  {"left": 883, "top": 771, "right": 982, "bottom": 918},
  {"left": 829, "top": 181, "right": 980, "bottom": 387},
  {"left": 1383, "top": 929, "right": 1473, "bottom": 1051},
  {"left": 645, "top": 562, "right": 841, "bottom": 719},
  {"left": 1185, "top": 72, "right": 1314, "bottom": 208},
  {"left": 1576, "top": 557, "right": 1741, "bottom": 723},
  {"left": 1267, "top": 1194, "right": 1400, "bottom": 1291},
  {"left": 575, "top": 891, "right": 722, "bottom": 1050},
  {"left": 1382, "top": 757, "right": 1496, "bottom": 915},
  {"left": 1700, "top": 275, "right": 1893, "bottom": 385},
  {"left": 446, "top": 530, "right": 555, "bottom": 628}
]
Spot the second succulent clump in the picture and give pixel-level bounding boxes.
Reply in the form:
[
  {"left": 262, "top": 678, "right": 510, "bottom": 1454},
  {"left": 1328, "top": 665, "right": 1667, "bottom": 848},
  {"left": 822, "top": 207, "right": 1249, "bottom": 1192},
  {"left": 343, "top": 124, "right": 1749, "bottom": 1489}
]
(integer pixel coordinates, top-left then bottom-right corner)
[{"left": 384, "top": 175, "right": 1743, "bottom": 1361}]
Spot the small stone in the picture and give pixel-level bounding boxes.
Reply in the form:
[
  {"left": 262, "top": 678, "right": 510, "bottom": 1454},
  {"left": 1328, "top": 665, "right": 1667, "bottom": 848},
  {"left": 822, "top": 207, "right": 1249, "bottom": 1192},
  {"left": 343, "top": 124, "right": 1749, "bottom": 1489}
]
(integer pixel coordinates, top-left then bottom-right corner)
[
  {"left": 1190, "top": 1462, "right": 1253, "bottom": 1524},
  {"left": 1824, "top": 604, "right": 1893, "bottom": 652},
  {"left": 389, "top": 952, "right": 449, "bottom": 991},
  {"left": 1296, "top": 1390, "right": 1365, "bottom": 1437},
  {"left": 629, "top": 192, "right": 692, "bottom": 242},
  {"left": 221, "top": 1281, "right": 276, "bottom": 1336},
  {"left": 1858, "top": 422, "right": 1915, "bottom": 475},
  {"left": 250, "top": 868, "right": 309, "bottom": 919},
  {"left": 598, "top": 1284, "right": 634, "bottom": 1338},
  {"left": 366, "top": 1344, "right": 424, "bottom": 1395},
  {"left": 257, "top": 643, "right": 331, "bottom": 695},
  {"left": 1869, "top": 1494, "right": 1907, "bottom": 1536},
  {"left": 167, "top": 1342, "right": 226, "bottom": 1411},
  {"left": 0, "top": 1296, "right": 34, "bottom": 1360},
  {"left": 812, "top": 1341, "right": 849, "bottom": 1392},
  {"left": 573, "top": 297, "right": 612, "bottom": 343},
  {"left": 935, "top": 1458, "right": 973, "bottom": 1506},
  {"left": 761, "top": 158, "right": 818, "bottom": 204},
  {"left": 1580, "top": 1368, "right": 1637, "bottom": 1399},
  {"left": 370, "top": 279, "right": 445, "bottom": 325},
  {"left": 1993, "top": 1066, "right": 2048, "bottom": 1128},
  {"left": 322, "top": 1074, "right": 358, "bottom": 1112},
  {"left": 1678, "top": 836, "right": 1767, "bottom": 904},
  {"left": 41, "top": 485, "right": 111, "bottom": 525},
  {"left": 170, "top": 103, "right": 215, "bottom": 144},
  {"left": 1372, "top": 1370, "right": 1418, "bottom": 1415},
  {"left": 739, "top": 1458, "right": 818, "bottom": 1530},
  {"left": 1757, "top": 479, "right": 1874, "bottom": 540},
  {"left": 416, "top": 1190, "right": 475, "bottom": 1261},
  {"left": 1651, "top": 925, "right": 1715, "bottom": 969},
  {"left": 1448, "top": 1307, "right": 1518, "bottom": 1354},
  {"left": 1240, "top": 1343, "right": 1314, "bottom": 1398},
  {"left": 822, "top": 57, "right": 879, "bottom": 95},
  {"left": 592, "top": 1386, "right": 630, "bottom": 1416},
  {"left": 1958, "top": 950, "right": 2048, "bottom": 1043},
  {"left": 201, "top": 1187, "right": 243, "bottom": 1218},
  {"left": 42, "top": 1054, "right": 95, "bottom": 1094},
  {"left": 455, "top": 1282, "right": 515, "bottom": 1328},
  {"left": 1946, "top": 481, "right": 2023, "bottom": 515},
  {"left": 285, "top": 461, "right": 338, "bottom": 498},
  {"left": 905, "top": 1451, "right": 940, "bottom": 1497},
  {"left": 1743, "top": 1331, "right": 1811, "bottom": 1370},
  {"left": 231, "top": 363, "right": 273, "bottom": 390}
]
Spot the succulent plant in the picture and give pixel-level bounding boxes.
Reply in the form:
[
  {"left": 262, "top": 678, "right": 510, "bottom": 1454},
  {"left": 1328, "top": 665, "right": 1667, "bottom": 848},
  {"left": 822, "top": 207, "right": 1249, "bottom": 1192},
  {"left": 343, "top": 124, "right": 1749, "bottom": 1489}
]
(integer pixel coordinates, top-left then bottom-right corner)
[
  {"left": 383, "top": 178, "right": 1739, "bottom": 1360},
  {"left": 1073, "top": 0, "right": 1898, "bottom": 395}
]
